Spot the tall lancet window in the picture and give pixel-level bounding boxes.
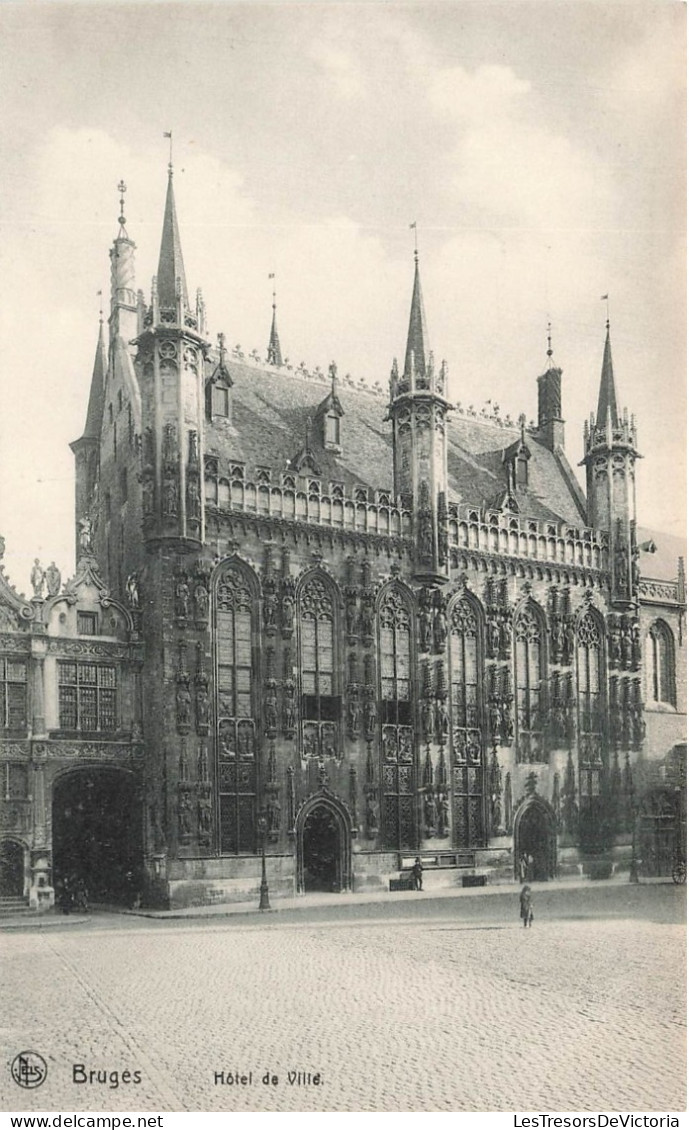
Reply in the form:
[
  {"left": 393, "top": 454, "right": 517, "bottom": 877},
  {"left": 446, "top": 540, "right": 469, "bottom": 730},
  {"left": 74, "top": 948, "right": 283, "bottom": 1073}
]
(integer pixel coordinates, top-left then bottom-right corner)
[
  {"left": 299, "top": 574, "right": 339, "bottom": 760},
  {"left": 648, "top": 620, "right": 676, "bottom": 707},
  {"left": 576, "top": 610, "right": 605, "bottom": 839},
  {"left": 514, "top": 603, "right": 546, "bottom": 763},
  {"left": 215, "top": 563, "right": 257, "bottom": 854},
  {"left": 378, "top": 585, "right": 415, "bottom": 850},
  {"left": 449, "top": 598, "right": 485, "bottom": 848}
]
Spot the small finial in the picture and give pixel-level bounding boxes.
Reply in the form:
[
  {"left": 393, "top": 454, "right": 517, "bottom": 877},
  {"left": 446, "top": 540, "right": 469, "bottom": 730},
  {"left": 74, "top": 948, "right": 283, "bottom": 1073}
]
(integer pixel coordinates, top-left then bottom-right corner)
[
  {"left": 163, "top": 130, "right": 173, "bottom": 173},
  {"left": 218, "top": 332, "right": 226, "bottom": 366},
  {"left": 410, "top": 220, "right": 418, "bottom": 261},
  {"left": 329, "top": 361, "right": 338, "bottom": 390},
  {"left": 97, "top": 289, "right": 103, "bottom": 323},
  {"left": 117, "top": 179, "right": 127, "bottom": 233},
  {"left": 546, "top": 319, "right": 553, "bottom": 360},
  {"left": 269, "top": 272, "right": 276, "bottom": 308},
  {"left": 305, "top": 415, "right": 311, "bottom": 447}
]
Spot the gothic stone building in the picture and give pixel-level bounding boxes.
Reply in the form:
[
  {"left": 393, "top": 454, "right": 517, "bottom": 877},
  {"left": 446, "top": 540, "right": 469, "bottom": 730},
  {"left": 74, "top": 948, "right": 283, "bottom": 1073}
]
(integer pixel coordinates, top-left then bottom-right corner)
[{"left": 0, "top": 168, "right": 685, "bottom": 908}]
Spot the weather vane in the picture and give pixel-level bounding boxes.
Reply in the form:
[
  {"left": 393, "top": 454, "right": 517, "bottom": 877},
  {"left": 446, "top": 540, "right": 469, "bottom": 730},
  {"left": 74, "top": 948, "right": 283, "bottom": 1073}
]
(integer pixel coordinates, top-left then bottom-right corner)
[{"left": 117, "top": 180, "right": 127, "bottom": 231}]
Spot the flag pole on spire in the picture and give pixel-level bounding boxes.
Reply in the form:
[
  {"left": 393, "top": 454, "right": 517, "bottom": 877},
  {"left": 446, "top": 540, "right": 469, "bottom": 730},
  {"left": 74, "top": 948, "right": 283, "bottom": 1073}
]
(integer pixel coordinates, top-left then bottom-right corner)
[{"left": 163, "top": 130, "right": 173, "bottom": 171}]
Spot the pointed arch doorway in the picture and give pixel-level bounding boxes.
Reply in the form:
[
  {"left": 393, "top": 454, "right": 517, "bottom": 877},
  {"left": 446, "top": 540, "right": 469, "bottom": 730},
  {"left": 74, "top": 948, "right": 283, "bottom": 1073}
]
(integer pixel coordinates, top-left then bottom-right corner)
[
  {"left": 295, "top": 791, "right": 354, "bottom": 894},
  {"left": 514, "top": 797, "right": 557, "bottom": 881}
]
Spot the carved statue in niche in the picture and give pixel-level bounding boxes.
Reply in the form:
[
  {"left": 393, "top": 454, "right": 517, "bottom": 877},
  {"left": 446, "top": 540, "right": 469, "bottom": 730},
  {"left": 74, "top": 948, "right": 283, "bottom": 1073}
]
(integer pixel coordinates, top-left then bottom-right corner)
[
  {"left": 364, "top": 688, "right": 377, "bottom": 739},
  {"left": 143, "top": 427, "right": 155, "bottom": 471},
  {"left": 631, "top": 545, "right": 641, "bottom": 593},
  {"left": 383, "top": 728, "right": 397, "bottom": 761},
  {"left": 365, "top": 793, "right": 379, "bottom": 839},
  {"left": 487, "top": 616, "right": 500, "bottom": 659},
  {"left": 398, "top": 730, "right": 413, "bottom": 762},
  {"left": 238, "top": 725, "right": 254, "bottom": 760},
  {"left": 264, "top": 680, "right": 278, "bottom": 736},
  {"left": 176, "top": 679, "right": 192, "bottom": 732},
  {"left": 195, "top": 684, "right": 210, "bottom": 733},
  {"left": 563, "top": 616, "right": 576, "bottom": 666},
  {"left": 631, "top": 621, "right": 641, "bottom": 669},
  {"left": 197, "top": 793, "right": 212, "bottom": 845},
  {"left": 267, "top": 794, "right": 281, "bottom": 837},
  {"left": 417, "top": 508, "right": 433, "bottom": 563},
  {"left": 360, "top": 589, "right": 374, "bottom": 642},
  {"left": 620, "top": 619, "right": 633, "bottom": 669},
  {"left": 194, "top": 581, "right": 209, "bottom": 622},
  {"left": 303, "top": 727, "right": 318, "bottom": 760},
  {"left": 283, "top": 678, "right": 296, "bottom": 736},
  {"left": 163, "top": 475, "right": 179, "bottom": 517},
  {"left": 280, "top": 578, "right": 295, "bottom": 638},
  {"left": 422, "top": 697, "right": 435, "bottom": 744},
  {"left": 186, "top": 476, "right": 201, "bottom": 521},
  {"left": 78, "top": 518, "right": 94, "bottom": 555},
  {"left": 551, "top": 615, "right": 564, "bottom": 663},
  {"left": 347, "top": 692, "right": 360, "bottom": 738},
  {"left": 432, "top": 592, "right": 448, "bottom": 653},
  {"left": 499, "top": 613, "right": 512, "bottom": 658},
  {"left": 175, "top": 575, "right": 190, "bottom": 619},
  {"left": 263, "top": 578, "right": 278, "bottom": 633},
  {"left": 436, "top": 792, "right": 449, "bottom": 837},
  {"left": 178, "top": 790, "right": 193, "bottom": 839},
  {"left": 615, "top": 541, "right": 629, "bottom": 596},
  {"left": 424, "top": 789, "right": 436, "bottom": 837},
  {"left": 126, "top": 572, "right": 140, "bottom": 609},
  {"left": 418, "top": 589, "right": 432, "bottom": 653},
  {"left": 436, "top": 699, "right": 450, "bottom": 744},
  {"left": 345, "top": 589, "right": 358, "bottom": 638},
  {"left": 489, "top": 699, "right": 501, "bottom": 744},
  {"left": 142, "top": 475, "right": 154, "bottom": 515}
]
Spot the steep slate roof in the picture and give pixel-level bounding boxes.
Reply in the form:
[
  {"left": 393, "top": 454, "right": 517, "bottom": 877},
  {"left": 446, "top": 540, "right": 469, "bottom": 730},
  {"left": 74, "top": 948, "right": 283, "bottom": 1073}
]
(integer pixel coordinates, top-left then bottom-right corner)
[
  {"left": 78, "top": 321, "right": 108, "bottom": 442},
  {"left": 637, "top": 526, "right": 686, "bottom": 582},
  {"left": 205, "top": 360, "right": 587, "bottom": 526},
  {"left": 157, "top": 169, "right": 189, "bottom": 310}
]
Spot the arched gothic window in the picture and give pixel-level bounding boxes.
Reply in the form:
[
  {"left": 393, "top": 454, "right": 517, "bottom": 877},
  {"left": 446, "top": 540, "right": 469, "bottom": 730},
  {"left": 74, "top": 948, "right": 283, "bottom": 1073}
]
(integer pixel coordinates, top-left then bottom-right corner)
[
  {"left": 514, "top": 603, "right": 546, "bottom": 763},
  {"left": 449, "top": 598, "right": 486, "bottom": 848},
  {"left": 648, "top": 620, "right": 676, "bottom": 706},
  {"left": 215, "top": 563, "right": 256, "bottom": 854},
  {"left": 378, "top": 586, "right": 415, "bottom": 850},
  {"left": 576, "top": 610, "right": 605, "bottom": 847},
  {"left": 299, "top": 574, "right": 339, "bottom": 760}
]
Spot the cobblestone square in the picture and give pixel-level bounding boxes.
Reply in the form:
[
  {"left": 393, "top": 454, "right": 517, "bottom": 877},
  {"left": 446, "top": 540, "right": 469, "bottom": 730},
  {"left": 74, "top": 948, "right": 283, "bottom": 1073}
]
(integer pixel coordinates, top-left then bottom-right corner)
[{"left": 1, "top": 886, "right": 685, "bottom": 1113}]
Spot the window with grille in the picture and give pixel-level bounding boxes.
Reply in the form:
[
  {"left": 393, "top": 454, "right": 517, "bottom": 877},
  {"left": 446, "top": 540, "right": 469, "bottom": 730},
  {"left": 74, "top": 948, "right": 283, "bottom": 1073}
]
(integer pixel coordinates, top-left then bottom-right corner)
[
  {"left": 378, "top": 585, "right": 415, "bottom": 850},
  {"left": 0, "top": 659, "right": 27, "bottom": 730},
  {"left": 57, "top": 663, "right": 117, "bottom": 732},
  {"left": 77, "top": 611, "right": 98, "bottom": 636},
  {"left": 577, "top": 611, "right": 605, "bottom": 846},
  {"left": 648, "top": 621, "right": 676, "bottom": 706},
  {"left": 515, "top": 603, "right": 546, "bottom": 763},
  {"left": 215, "top": 565, "right": 256, "bottom": 854},
  {"left": 449, "top": 598, "right": 485, "bottom": 848}
]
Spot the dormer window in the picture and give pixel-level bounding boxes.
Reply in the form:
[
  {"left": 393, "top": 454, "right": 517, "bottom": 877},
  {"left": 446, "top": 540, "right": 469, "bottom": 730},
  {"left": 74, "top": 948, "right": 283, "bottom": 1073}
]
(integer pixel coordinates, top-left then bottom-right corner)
[
  {"left": 256, "top": 468, "right": 271, "bottom": 485},
  {"left": 325, "top": 412, "right": 340, "bottom": 447},
  {"left": 516, "top": 451, "right": 529, "bottom": 487},
  {"left": 230, "top": 464, "right": 245, "bottom": 481},
  {"left": 211, "top": 383, "right": 230, "bottom": 418}
]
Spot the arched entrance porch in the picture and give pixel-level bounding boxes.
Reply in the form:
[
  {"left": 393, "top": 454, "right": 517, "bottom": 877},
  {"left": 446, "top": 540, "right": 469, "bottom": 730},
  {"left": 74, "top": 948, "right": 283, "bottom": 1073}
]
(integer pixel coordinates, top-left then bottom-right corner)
[
  {"left": 514, "top": 797, "right": 557, "bottom": 881},
  {"left": 0, "top": 838, "right": 26, "bottom": 897},
  {"left": 295, "top": 790, "right": 354, "bottom": 894},
  {"left": 52, "top": 766, "right": 142, "bottom": 906}
]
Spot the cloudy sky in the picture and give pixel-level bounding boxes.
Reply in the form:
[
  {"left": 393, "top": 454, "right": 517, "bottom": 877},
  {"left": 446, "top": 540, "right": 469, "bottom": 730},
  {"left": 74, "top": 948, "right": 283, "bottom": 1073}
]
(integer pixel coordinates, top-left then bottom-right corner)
[{"left": 0, "top": 1, "right": 685, "bottom": 591}]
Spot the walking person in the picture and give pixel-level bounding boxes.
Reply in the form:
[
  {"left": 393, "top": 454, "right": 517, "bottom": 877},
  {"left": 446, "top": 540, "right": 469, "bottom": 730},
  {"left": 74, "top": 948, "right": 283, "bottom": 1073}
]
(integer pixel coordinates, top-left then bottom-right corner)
[
  {"left": 519, "top": 883, "right": 534, "bottom": 928},
  {"left": 411, "top": 857, "right": 424, "bottom": 891}
]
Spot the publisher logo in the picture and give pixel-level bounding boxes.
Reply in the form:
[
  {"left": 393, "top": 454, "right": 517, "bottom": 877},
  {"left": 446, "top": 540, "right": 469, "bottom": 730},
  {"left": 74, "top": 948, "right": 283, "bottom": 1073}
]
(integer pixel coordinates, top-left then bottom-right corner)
[{"left": 11, "top": 1051, "right": 48, "bottom": 1089}]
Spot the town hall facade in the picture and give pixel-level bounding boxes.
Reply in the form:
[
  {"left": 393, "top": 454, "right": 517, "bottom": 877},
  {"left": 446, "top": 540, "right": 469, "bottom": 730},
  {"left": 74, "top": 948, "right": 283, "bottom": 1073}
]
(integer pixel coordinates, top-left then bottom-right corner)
[{"left": 0, "top": 167, "right": 685, "bottom": 909}]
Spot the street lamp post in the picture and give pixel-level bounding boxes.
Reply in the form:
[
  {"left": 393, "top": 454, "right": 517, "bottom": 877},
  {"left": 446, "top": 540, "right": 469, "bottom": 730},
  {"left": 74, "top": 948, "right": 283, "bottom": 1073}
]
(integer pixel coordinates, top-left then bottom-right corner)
[{"left": 257, "top": 812, "right": 271, "bottom": 911}]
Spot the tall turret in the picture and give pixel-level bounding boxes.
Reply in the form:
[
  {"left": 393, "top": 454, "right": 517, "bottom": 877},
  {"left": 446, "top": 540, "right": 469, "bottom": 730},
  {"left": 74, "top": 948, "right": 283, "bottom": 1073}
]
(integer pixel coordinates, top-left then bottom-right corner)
[
  {"left": 388, "top": 252, "right": 452, "bottom": 583},
  {"left": 135, "top": 163, "right": 209, "bottom": 550},
  {"left": 70, "top": 318, "right": 108, "bottom": 562},
  {"left": 582, "top": 320, "right": 640, "bottom": 607},
  {"left": 109, "top": 181, "right": 139, "bottom": 352}
]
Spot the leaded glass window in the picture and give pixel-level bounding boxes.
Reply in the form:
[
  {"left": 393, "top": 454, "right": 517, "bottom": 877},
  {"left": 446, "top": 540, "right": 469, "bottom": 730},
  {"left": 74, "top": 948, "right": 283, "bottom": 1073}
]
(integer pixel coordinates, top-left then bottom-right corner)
[
  {"left": 378, "top": 586, "right": 415, "bottom": 850},
  {"left": 215, "top": 565, "right": 256, "bottom": 853},
  {"left": 0, "top": 659, "right": 27, "bottom": 730},
  {"left": 57, "top": 662, "right": 117, "bottom": 732},
  {"left": 515, "top": 604, "right": 545, "bottom": 763},
  {"left": 450, "top": 598, "right": 485, "bottom": 848},
  {"left": 299, "top": 575, "right": 340, "bottom": 759},
  {"left": 648, "top": 621, "right": 676, "bottom": 707}
]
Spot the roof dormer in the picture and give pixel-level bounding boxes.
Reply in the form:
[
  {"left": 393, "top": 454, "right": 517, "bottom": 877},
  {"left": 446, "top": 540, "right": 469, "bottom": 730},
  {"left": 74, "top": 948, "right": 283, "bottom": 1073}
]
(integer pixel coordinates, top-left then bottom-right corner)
[{"left": 315, "top": 362, "right": 345, "bottom": 453}]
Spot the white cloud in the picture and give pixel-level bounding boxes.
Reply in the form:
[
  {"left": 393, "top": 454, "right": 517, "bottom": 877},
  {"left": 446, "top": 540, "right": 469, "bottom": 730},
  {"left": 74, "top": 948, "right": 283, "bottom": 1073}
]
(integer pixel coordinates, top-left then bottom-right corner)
[{"left": 309, "top": 40, "right": 367, "bottom": 100}]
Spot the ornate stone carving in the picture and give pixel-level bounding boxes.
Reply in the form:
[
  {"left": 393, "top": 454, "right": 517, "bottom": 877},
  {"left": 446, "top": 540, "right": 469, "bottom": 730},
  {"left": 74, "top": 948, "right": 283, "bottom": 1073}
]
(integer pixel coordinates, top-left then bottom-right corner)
[
  {"left": 280, "top": 577, "right": 295, "bottom": 638},
  {"left": 282, "top": 677, "right": 296, "bottom": 737}
]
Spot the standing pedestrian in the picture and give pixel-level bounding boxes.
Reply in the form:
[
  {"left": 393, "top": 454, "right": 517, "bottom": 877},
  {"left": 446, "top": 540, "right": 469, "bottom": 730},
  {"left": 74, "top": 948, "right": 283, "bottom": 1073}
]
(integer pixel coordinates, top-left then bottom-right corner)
[
  {"left": 519, "top": 884, "right": 534, "bottom": 928},
  {"left": 412, "top": 857, "right": 424, "bottom": 891}
]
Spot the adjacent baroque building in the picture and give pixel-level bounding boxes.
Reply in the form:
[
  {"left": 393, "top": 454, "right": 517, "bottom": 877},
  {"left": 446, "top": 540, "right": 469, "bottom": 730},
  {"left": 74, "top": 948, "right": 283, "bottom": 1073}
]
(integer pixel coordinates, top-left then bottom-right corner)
[{"left": 0, "top": 167, "right": 685, "bottom": 909}]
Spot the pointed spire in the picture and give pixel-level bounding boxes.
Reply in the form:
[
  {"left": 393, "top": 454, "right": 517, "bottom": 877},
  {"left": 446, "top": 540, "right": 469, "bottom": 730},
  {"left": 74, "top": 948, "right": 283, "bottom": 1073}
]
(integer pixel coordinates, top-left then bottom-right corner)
[
  {"left": 403, "top": 251, "right": 429, "bottom": 382},
  {"left": 81, "top": 319, "right": 108, "bottom": 440},
  {"left": 156, "top": 165, "right": 189, "bottom": 311},
  {"left": 267, "top": 276, "right": 283, "bottom": 366},
  {"left": 596, "top": 319, "right": 618, "bottom": 429}
]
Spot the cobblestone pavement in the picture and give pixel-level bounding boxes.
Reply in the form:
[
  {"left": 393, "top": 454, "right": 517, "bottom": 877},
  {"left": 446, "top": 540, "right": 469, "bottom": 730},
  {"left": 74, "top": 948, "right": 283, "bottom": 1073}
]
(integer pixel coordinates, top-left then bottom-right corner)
[{"left": 1, "top": 890, "right": 685, "bottom": 1113}]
